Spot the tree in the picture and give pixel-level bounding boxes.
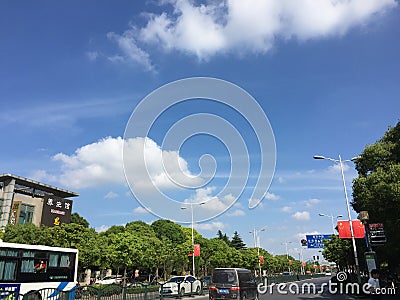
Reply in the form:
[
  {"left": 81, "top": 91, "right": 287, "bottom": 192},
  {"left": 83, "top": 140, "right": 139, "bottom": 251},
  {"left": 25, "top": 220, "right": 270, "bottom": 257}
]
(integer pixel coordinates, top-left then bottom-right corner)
[
  {"left": 322, "top": 235, "right": 354, "bottom": 270},
  {"left": 352, "top": 122, "right": 400, "bottom": 271},
  {"left": 71, "top": 212, "right": 90, "bottom": 228},
  {"left": 3, "top": 223, "right": 50, "bottom": 245},
  {"left": 216, "top": 230, "right": 230, "bottom": 245},
  {"left": 230, "top": 231, "right": 246, "bottom": 250},
  {"left": 151, "top": 220, "right": 186, "bottom": 244}
]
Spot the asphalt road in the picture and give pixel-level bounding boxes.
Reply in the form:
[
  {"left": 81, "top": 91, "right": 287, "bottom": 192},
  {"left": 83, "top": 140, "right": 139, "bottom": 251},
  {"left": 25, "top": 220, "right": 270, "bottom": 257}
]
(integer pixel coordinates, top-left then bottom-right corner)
[{"left": 188, "top": 276, "right": 399, "bottom": 300}]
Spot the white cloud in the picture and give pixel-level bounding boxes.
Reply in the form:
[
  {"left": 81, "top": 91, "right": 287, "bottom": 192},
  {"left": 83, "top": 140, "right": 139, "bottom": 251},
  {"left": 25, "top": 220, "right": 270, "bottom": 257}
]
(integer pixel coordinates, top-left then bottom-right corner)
[
  {"left": 264, "top": 192, "right": 280, "bottom": 201},
  {"left": 106, "top": 0, "right": 396, "bottom": 67},
  {"left": 104, "top": 191, "right": 118, "bottom": 199},
  {"left": 107, "top": 31, "right": 154, "bottom": 71},
  {"left": 184, "top": 187, "right": 236, "bottom": 212},
  {"left": 37, "top": 136, "right": 201, "bottom": 191},
  {"left": 248, "top": 198, "right": 264, "bottom": 209},
  {"left": 295, "top": 231, "right": 321, "bottom": 240},
  {"left": 278, "top": 177, "right": 285, "bottom": 183},
  {"left": 95, "top": 225, "right": 110, "bottom": 233},
  {"left": 195, "top": 221, "right": 225, "bottom": 231},
  {"left": 282, "top": 206, "right": 292, "bottom": 213},
  {"left": 133, "top": 206, "right": 149, "bottom": 214},
  {"left": 86, "top": 51, "right": 100, "bottom": 61},
  {"left": 227, "top": 209, "right": 245, "bottom": 217},
  {"left": 304, "top": 198, "right": 321, "bottom": 208},
  {"left": 292, "top": 211, "right": 311, "bottom": 221},
  {"left": 328, "top": 163, "right": 350, "bottom": 173}
]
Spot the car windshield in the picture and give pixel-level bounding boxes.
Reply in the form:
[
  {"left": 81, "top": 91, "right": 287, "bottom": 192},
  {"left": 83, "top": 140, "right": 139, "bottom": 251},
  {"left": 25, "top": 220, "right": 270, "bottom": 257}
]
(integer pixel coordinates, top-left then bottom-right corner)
[
  {"left": 212, "top": 271, "right": 237, "bottom": 284},
  {"left": 167, "top": 276, "right": 185, "bottom": 283}
]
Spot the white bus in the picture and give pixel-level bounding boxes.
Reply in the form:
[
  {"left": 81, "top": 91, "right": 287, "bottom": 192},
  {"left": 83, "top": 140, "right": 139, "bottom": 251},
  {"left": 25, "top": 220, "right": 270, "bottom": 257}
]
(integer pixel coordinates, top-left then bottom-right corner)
[{"left": 0, "top": 242, "right": 78, "bottom": 300}]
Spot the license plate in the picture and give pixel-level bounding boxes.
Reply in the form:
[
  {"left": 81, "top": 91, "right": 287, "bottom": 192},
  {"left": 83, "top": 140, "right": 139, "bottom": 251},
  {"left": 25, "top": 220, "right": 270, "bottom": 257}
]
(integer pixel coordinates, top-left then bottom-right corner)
[
  {"left": 162, "top": 290, "right": 170, "bottom": 293},
  {"left": 219, "top": 289, "right": 229, "bottom": 294}
]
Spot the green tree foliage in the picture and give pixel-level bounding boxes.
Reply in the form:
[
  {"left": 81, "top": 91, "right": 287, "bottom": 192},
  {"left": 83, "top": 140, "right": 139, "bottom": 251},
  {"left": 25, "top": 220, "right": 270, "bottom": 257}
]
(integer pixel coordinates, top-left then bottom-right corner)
[
  {"left": 151, "top": 220, "right": 186, "bottom": 244},
  {"left": 322, "top": 235, "right": 353, "bottom": 270},
  {"left": 352, "top": 122, "right": 400, "bottom": 270},
  {"left": 216, "top": 230, "right": 230, "bottom": 245},
  {"left": 3, "top": 223, "right": 50, "bottom": 245},
  {"left": 70, "top": 212, "right": 90, "bottom": 228},
  {"left": 4, "top": 219, "right": 305, "bottom": 277},
  {"left": 230, "top": 231, "right": 246, "bottom": 250}
]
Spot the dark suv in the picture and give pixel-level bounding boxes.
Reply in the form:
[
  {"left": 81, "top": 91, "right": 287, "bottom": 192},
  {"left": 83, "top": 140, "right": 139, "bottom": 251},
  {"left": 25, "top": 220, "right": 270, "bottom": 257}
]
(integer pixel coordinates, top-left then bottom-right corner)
[{"left": 209, "top": 268, "right": 258, "bottom": 300}]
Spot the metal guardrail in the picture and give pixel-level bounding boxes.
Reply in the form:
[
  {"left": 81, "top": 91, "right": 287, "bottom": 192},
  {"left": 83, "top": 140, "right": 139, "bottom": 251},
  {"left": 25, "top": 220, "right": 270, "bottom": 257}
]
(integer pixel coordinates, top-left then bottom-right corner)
[{"left": 0, "top": 275, "right": 325, "bottom": 300}]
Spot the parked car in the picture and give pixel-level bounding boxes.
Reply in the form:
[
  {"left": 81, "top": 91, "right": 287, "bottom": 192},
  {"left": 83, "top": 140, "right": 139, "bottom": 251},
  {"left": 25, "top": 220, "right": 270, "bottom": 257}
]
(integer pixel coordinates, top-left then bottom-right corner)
[
  {"left": 96, "top": 275, "right": 123, "bottom": 285},
  {"left": 282, "top": 271, "right": 292, "bottom": 276},
  {"left": 209, "top": 268, "right": 258, "bottom": 300},
  {"left": 160, "top": 275, "right": 201, "bottom": 296}
]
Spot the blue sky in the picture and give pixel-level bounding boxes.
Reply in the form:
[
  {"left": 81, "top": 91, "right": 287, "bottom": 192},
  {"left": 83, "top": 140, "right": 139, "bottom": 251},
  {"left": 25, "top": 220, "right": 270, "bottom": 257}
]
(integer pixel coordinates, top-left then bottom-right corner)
[{"left": 1, "top": 0, "right": 400, "bottom": 262}]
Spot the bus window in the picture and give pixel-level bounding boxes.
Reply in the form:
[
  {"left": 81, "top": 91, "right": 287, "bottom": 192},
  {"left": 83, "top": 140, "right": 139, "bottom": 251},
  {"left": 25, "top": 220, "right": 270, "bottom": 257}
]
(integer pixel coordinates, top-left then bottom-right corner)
[
  {"left": 0, "top": 260, "right": 17, "bottom": 281},
  {"left": 34, "top": 260, "right": 47, "bottom": 273}
]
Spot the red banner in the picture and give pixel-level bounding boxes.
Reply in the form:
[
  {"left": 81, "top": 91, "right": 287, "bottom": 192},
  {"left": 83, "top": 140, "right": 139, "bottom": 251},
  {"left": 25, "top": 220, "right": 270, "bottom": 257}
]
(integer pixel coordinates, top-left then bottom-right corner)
[
  {"left": 338, "top": 220, "right": 365, "bottom": 238},
  {"left": 259, "top": 256, "right": 264, "bottom": 264},
  {"left": 194, "top": 244, "right": 200, "bottom": 257}
]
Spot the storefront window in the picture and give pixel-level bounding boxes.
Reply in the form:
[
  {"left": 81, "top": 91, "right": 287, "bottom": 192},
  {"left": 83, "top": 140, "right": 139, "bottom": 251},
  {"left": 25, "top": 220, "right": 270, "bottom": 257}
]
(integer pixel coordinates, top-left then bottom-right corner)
[{"left": 18, "top": 204, "right": 34, "bottom": 224}]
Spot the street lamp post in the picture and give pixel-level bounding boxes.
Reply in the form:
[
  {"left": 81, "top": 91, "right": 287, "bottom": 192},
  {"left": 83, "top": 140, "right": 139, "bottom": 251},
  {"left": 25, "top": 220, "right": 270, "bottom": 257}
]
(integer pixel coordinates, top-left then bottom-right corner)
[
  {"left": 181, "top": 202, "right": 205, "bottom": 277},
  {"left": 281, "top": 241, "right": 292, "bottom": 272},
  {"left": 314, "top": 154, "right": 361, "bottom": 284},
  {"left": 318, "top": 213, "right": 343, "bottom": 234},
  {"left": 250, "top": 227, "right": 266, "bottom": 277}
]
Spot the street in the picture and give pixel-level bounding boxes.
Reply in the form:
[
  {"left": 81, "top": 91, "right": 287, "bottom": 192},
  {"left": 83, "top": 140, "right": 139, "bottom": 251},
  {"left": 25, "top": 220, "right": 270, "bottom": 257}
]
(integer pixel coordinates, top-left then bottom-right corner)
[{"left": 187, "top": 277, "right": 399, "bottom": 300}]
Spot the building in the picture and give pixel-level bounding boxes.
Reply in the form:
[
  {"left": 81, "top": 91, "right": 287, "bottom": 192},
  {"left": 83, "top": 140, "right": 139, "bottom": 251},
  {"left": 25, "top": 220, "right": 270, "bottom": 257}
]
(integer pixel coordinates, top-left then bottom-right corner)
[{"left": 0, "top": 173, "right": 79, "bottom": 228}]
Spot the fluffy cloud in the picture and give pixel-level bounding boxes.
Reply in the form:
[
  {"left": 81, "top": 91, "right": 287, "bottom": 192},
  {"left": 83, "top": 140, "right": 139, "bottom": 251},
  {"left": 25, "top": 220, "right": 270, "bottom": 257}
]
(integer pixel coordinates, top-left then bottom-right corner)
[
  {"left": 107, "top": 32, "right": 154, "bottom": 71},
  {"left": 95, "top": 225, "right": 110, "bottom": 233},
  {"left": 36, "top": 136, "right": 201, "bottom": 190},
  {"left": 295, "top": 231, "right": 321, "bottom": 240},
  {"left": 292, "top": 211, "right": 311, "bottom": 221},
  {"left": 184, "top": 187, "right": 236, "bottom": 213},
  {"left": 227, "top": 209, "right": 245, "bottom": 217},
  {"left": 282, "top": 206, "right": 292, "bottom": 213},
  {"left": 104, "top": 191, "right": 118, "bottom": 199},
  {"left": 304, "top": 198, "right": 321, "bottom": 208},
  {"left": 264, "top": 192, "right": 280, "bottom": 201},
  {"left": 106, "top": 0, "right": 396, "bottom": 67},
  {"left": 194, "top": 221, "right": 225, "bottom": 231},
  {"left": 133, "top": 206, "right": 149, "bottom": 214}
]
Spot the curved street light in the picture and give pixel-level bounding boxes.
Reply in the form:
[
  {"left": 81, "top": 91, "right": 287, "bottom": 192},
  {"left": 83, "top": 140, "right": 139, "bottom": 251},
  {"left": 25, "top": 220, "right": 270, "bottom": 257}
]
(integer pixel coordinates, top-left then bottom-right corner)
[
  {"left": 318, "top": 213, "right": 343, "bottom": 234},
  {"left": 314, "top": 154, "right": 361, "bottom": 284},
  {"left": 250, "top": 227, "right": 266, "bottom": 277},
  {"left": 181, "top": 202, "right": 205, "bottom": 277},
  {"left": 281, "top": 241, "right": 293, "bottom": 272}
]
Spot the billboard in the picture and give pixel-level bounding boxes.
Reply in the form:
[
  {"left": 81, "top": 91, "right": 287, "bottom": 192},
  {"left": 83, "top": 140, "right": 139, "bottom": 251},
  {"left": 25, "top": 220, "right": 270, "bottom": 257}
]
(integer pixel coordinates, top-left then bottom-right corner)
[
  {"left": 306, "top": 234, "right": 332, "bottom": 248},
  {"left": 41, "top": 194, "right": 73, "bottom": 227}
]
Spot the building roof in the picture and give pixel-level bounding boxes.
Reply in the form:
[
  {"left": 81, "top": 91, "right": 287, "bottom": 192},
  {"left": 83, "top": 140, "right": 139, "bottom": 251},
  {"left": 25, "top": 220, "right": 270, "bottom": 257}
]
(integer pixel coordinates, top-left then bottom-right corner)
[{"left": 0, "top": 173, "right": 79, "bottom": 199}]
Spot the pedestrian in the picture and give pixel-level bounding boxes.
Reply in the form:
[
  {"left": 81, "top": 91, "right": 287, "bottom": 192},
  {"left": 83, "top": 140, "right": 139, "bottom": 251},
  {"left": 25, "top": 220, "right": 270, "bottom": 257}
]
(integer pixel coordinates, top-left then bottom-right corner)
[{"left": 368, "top": 269, "right": 381, "bottom": 300}]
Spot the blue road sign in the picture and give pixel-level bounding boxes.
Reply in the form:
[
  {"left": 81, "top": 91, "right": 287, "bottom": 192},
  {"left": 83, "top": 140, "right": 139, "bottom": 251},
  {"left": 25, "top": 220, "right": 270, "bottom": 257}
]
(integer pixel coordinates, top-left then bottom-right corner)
[{"left": 306, "top": 234, "right": 332, "bottom": 248}]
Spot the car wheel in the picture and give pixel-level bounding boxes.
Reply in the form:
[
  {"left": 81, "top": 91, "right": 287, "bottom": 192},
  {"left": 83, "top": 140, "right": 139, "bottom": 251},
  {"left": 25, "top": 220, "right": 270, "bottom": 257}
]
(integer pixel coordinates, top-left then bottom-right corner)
[{"left": 180, "top": 288, "right": 185, "bottom": 297}]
